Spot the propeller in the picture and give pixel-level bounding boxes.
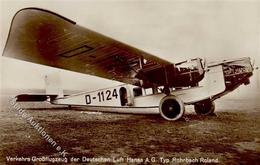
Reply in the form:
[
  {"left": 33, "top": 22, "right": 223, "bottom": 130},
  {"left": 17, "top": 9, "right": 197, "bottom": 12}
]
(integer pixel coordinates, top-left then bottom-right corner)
[
  {"left": 251, "top": 58, "right": 258, "bottom": 70},
  {"left": 202, "top": 58, "right": 210, "bottom": 72}
]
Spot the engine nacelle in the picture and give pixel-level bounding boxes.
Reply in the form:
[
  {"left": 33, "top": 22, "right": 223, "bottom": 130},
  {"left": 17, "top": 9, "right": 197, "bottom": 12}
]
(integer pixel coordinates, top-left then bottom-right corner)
[{"left": 159, "top": 95, "right": 185, "bottom": 121}]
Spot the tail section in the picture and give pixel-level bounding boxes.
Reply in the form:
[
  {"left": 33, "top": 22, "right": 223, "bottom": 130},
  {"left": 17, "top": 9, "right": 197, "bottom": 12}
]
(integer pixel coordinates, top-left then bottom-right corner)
[
  {"left": 45, "top": 72, "right": 63, "bottom": 98},
  {"left": 15, "top": 72, "right": 63, "bottom": 102}
]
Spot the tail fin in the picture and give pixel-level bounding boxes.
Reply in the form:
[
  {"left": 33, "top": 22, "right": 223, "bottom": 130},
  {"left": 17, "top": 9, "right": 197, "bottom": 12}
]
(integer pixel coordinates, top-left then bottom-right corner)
[{"left": 45, "top": 72, "right": 64, "bottom": 97}]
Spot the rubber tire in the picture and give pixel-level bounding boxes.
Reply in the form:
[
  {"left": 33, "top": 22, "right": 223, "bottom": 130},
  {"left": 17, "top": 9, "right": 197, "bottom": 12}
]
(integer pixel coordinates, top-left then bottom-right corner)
[
  {"left": 159, "top": 95, "right": 185, "bottom": 121},
  {"left": 194, "top": 99, "right": 215, "bottom": 115}
]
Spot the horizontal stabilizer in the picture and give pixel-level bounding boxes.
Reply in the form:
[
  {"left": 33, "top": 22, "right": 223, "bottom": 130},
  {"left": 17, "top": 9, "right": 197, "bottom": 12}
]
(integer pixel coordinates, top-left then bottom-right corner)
[{"left": 15, "top": 94, "right": 58, "bottom": 102}]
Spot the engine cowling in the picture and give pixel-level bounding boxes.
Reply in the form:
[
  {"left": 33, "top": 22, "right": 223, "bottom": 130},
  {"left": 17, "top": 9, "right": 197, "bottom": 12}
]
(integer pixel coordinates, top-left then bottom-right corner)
[{"left": 159, "top": 95, "right": 185, "bottom": 121}]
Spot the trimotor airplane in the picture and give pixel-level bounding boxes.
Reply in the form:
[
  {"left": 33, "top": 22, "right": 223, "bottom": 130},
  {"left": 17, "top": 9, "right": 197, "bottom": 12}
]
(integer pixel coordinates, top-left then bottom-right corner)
[{"left": 2, "top": 8, "right": 255, "bottom": 121}]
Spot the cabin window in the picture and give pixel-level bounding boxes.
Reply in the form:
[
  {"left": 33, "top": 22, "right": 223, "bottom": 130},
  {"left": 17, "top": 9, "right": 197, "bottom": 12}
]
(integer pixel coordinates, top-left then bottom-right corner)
[
  {"left": 145, "top": 88, "right": 153, "bottom": 95},
  {"left": 133, "top": 87, "right": 142, "bottom": 97},
  {"left": 119, "top": 87, "right": 128, "bottom": 106}
]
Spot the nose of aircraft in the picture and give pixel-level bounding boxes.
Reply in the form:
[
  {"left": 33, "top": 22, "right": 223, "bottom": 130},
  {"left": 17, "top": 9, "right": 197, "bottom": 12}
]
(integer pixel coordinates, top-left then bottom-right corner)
[{"left": 222, "top": 57, "right": 254, "bottom": 88}]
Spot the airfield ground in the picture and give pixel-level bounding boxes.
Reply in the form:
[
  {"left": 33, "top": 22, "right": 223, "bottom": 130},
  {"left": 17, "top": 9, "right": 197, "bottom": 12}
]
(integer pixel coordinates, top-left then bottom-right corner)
[{"left": 0, "top": 96, "right": 260, "bottom": 164}]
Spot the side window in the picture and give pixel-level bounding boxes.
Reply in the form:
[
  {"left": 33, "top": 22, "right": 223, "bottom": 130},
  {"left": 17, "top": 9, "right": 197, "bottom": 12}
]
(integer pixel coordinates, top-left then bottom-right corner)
[{"left": 133, "top": 87, "right": 142, "bottom": 97}]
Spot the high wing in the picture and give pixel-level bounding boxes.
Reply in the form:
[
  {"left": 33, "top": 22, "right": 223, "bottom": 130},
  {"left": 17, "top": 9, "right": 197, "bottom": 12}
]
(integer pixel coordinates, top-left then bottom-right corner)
[{"left": 3, "top": 8, "right": 174, "bottom": 87}]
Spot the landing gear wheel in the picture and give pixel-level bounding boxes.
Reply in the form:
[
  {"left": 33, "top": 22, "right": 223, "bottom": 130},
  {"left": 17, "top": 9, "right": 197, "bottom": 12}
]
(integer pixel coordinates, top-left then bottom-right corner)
[
  {"left": 194, "top": 99, "right": 215, "bottom": 115},
  {"left": 159, "top": 95, "right": 185, "bottom": 121}
]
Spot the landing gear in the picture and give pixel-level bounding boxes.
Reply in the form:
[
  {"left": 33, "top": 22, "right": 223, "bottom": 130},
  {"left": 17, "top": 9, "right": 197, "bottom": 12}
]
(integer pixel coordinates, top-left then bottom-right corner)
[
  {"left": 194, "top": 99, "right": 215, "bottom": 115},
  {"left": 159, "top": 95, "right": 185, "bottom": 121}
]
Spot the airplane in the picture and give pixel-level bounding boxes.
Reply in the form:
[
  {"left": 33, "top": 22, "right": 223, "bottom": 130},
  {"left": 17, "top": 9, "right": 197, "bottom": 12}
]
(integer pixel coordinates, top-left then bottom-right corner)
[{"left": 2, "top": 8, "right": 255, "bottom": 121}]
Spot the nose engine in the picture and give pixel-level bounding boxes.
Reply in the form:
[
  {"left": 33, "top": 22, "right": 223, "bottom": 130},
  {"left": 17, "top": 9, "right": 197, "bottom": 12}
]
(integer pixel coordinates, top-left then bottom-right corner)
[{"left": 222, "top": 57, "right": 254, "bottom": 89}]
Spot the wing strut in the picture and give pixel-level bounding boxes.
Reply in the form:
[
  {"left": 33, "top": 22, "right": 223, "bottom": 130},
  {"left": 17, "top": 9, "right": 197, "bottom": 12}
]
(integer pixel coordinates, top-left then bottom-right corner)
[{"left": 138, "top": 57, "right": 146, "bottom": 95}]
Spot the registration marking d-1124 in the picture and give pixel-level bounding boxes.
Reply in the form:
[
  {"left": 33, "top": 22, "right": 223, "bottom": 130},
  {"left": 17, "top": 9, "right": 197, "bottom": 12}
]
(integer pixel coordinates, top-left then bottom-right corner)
[{"left": 85, "top": 89, "right": 118, "bottom": 105}]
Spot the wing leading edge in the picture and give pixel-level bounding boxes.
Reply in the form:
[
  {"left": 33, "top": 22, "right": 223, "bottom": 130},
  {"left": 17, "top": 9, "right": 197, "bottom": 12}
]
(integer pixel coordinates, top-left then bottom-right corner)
[{"left": 3, "top": 8, "right": 173, "bottom": 87}]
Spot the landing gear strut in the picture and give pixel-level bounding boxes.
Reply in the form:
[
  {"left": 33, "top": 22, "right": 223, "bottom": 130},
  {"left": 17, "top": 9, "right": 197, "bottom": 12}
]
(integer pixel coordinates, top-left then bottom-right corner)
[{"left": 194, "top": 99, "right": 215, "bottom": 115}]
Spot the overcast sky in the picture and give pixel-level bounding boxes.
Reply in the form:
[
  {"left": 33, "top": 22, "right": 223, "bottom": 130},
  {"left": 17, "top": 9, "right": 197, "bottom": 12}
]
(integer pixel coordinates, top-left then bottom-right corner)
[{"left": 0, "top": 0, "right": 259, "bottom": 92}]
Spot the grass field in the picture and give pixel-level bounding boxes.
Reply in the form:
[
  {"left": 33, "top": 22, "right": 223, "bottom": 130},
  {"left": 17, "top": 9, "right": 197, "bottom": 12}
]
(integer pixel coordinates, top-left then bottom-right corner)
[{"left": 0, "top": 94, "right": 260, "bottom": 164}]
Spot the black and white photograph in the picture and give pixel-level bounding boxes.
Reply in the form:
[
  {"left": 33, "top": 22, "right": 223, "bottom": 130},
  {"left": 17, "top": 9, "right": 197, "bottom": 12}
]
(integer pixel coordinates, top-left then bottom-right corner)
[{"left": 0, "top": 0, "right": 260, "bottom": 164}]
